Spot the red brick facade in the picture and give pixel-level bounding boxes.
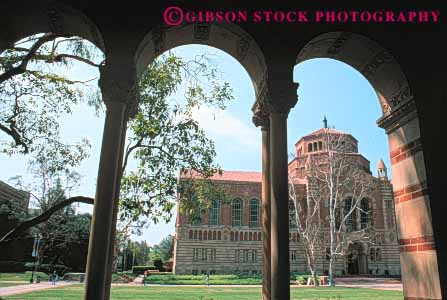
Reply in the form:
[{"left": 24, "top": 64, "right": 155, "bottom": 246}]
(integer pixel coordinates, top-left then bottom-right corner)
[{"left": 173, "top": 128, "right": 401, "bottom": 276}]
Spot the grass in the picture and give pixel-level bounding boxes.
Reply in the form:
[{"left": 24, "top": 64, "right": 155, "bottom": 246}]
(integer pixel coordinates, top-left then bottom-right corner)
[
  {"left": 0, "top": 282, "right": 28, "bottom": 288},
  {"left": 3, "top": 285, "right": 404, "bottom": 300},
  {"left": 0, "top": 272, "right": 48, "bottom": 282}
]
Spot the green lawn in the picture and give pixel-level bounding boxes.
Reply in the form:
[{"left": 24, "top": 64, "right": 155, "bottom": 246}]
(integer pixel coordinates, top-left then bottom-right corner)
[
  {"left": 0, "top": 282, "right": 28, "bottom": 288},
  {"left": 0, "top": 272, "right": 48, "bottom": 282},
  {"left": 3, "top": 285, "right": 403, "bottom": 300}
]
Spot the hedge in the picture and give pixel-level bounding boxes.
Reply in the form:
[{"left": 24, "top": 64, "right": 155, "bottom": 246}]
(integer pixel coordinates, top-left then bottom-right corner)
[{"left": 132, "top": 265, "right": 157, "bottom": 275}]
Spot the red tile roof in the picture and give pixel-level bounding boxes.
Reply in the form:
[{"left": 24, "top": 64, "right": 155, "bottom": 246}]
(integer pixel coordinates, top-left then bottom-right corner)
[
  {"left": 181, "top": 170, "right": 262, "bottom": 182},
  {"left": 181, "top": 169, "right": 306, "bottom": 185}
]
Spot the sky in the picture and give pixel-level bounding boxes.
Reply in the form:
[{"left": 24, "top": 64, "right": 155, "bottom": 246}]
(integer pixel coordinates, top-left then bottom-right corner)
[{"left": 0, "top": 44, "right": 390, "bottom": 246}]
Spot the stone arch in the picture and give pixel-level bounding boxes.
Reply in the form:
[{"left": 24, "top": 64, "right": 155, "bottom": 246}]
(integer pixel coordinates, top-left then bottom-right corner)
[
  {"left": 1, "top": 1, "right": 105, "bottom": 53},
  {"left": 134, "top": 22, "right": 267, "bottom": 100},
  {"left": 296, "top": 31, "right": 411, "bottom": 117},
  {"left": 296, "top": 32, "right": 439, "bottom": 299}
]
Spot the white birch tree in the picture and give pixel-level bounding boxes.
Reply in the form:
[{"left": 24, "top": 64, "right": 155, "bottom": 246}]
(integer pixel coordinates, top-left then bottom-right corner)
[{"left": 300, "top": 128, "right": 376, "bottom": 286}]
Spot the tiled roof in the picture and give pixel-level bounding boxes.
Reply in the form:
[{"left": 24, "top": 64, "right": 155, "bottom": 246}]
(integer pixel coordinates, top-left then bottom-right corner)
[
  {"left": 307, "top": 128, "right": 347, "bottom": 136},
  {"left": 181, "top": 170, "right": 262, "bottom": 182},
  {"left": 181, "top": 170, "right": 306, "bottom": 184}
]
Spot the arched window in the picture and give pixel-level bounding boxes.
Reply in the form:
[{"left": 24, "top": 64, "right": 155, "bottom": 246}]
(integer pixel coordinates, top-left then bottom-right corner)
[
  {"left": 308, "top": 143, "right": 313, "bottom": 152},
  {"left": 313, "top": 142, "right": 318, "bottom": 151},
  {"left": 235, "top": 231, "right": 239, "bottom": 241},
  {"left": 218, "top": 231, "right": 221, "bottom": 240},
  {"left": 194, "top": 230, "right": 198, "bottom": 240},
  {"left": 198, "top": 231, "right": 202, "bottom": 240},
  {"left": 239, "top": 232, "right": 243, "bottom": 241},
  {"left": 244, "top": 232, "right": 248, "bottom": 241},
  {"left": 249, "top": 198, "right": 260, "bottom": 227},
  {"left": 344, "top": 197, "right": 355, "bottom": 232},
  {"left": 360, "top": 198, "right": 370, "bottom": 229},
  {"left": 288, "top": 200, "right": 297, "bottom": 229},
  {"left": 230, "top": 231, "right": 234, "bottom": 241},
  {"left": 258, "top": 232, "right": 262, "bottom": 241},
  {"left": 249, "top": 232, "right": 253, "bottom": 240},
  {"left": 232, "top": 198, "right": 243, "bottom": 227},
  {"left": 318, "top": 141, "right": 323, "bottom": 150},
  {"left": 209, "top": 200, "right": 221, "bottom": 226},
  {"left": 213, "top": 231, "right": 217, "bottom": 240},
  {"left": 189, "top": 230, "right": 193, "bottom": 239},
  {"left": 204, "top": 231, "right": 208, "bottom": 240}
]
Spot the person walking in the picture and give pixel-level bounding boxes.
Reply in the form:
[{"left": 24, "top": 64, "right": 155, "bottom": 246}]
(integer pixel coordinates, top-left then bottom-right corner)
[
  {"left": 205, "top": 273, "right": 209, "bottom": 287},
  {"left": 51, "top": 271, "right": 57, "bottom": 285}
]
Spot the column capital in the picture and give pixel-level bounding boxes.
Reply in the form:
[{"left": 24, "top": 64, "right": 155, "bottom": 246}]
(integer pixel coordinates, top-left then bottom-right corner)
[
  {"left": 252, "top": 100, "right": 270, "bottom": 128},
  {"left": 258, "top": 80, "right": 299, "bottom": 115},
  {"left": 99, "top": 64, "right": 139, "bottom": 117}
]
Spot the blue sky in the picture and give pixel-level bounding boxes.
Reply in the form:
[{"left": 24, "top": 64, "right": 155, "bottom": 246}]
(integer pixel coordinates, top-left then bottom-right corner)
[{"left": 0, "top": 44, "right": 390, "bottom": 246}]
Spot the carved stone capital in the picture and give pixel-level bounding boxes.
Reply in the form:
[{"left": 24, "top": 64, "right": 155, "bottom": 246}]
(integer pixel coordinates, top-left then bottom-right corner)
[
  {"left": 252, "top": 100, "right": 270, "bottom": 128},
  {"left": 99, "top": 64, "right": 139, "bottom": 117},
  {"left": 377, "top": 98, "right": 417, "bottom": 134},
  {"left": 257, "top": 80, "right": 299, "bottom": 115}
]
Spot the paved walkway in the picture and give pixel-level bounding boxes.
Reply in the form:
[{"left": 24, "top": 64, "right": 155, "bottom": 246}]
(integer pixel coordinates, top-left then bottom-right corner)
[
  {"left": 336, "top": 277, "right": 403, "bottom": 291},
  {"left": 0, "top": 281, "right": 76, "bottom": 297}
]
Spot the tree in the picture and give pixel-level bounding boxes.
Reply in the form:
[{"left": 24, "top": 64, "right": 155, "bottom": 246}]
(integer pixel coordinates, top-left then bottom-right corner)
[
  {"left": 289, "top": 173, "right": 323, "bottom": 287},
  {"left": 150, "top": 235, "right": 174, "bottom": 262},
  {"left": 1, "top": 35, "right": 233, "bottom": 247},
  {"left": 304, "top": 128, "right": 376, "bottom": 286},
  {"left": 0, "top": 33, "right": 101, "bottom": 156}
]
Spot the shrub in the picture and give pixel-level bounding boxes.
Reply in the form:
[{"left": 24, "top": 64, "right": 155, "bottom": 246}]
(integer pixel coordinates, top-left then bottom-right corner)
[
  {"left": 0, "top": 261, "right": 25, "bottom": 272},
  {"left": 131, "top": 265, "right": 157, "bottom": 275},
  {"left": 38, "top": 264, "right": 71, "bottom": 275}
]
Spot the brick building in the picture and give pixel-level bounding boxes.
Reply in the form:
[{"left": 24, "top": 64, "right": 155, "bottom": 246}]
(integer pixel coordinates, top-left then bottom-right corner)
[{"left": 173, "top": 127, "right": 401, "bottom": 276}]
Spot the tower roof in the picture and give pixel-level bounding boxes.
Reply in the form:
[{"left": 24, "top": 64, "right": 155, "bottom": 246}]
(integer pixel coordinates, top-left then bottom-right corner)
[
  {"left": 378, "top": 158, "right": 387, "bottom": 170},
  {"left": 294, "top": 127, "right": 357, "bottom": 146}
]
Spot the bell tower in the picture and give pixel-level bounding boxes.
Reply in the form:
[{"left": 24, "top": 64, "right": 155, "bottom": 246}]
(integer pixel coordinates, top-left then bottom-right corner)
[{"left": 377, "top": 158, "right": 388, "bottom": 180}]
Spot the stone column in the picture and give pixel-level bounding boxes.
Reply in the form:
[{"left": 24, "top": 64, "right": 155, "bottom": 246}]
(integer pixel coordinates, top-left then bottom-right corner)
[
  {"left": 377, "top": 99, "right": 443, "bottom": 300},
  {"left": 269, "top": 112, "right": 290, "bottom": 300},
  {"left": 83, "top": 65, "right": 137, "bottom": 300},
  {"left": 267, "top": 82, "right": 298, "bottom": 300},
  {"left": 103, "top": 121, "right": 128, "bottom": 300},
  {"left": 252, "top": 102, "right": 271, "bottom": 300}
]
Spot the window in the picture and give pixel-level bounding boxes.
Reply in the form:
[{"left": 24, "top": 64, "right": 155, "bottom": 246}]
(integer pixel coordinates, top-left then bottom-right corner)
[
  {"left": 192, "top": 269, "right": 198, "bottom": 275},
  {"left": 201, "top": 248, "right": 207, "bottom": 261},
  {"left": 318, "top": 141, "right": 323, "bottom": 150},
  {"left": 298, "top": 147, "right": 302, "bottom": 157},
  {"left": 369, "top": 248, "right": 382, "bottom": 261},
  {"left": 189, "top": 230, "right": 193, "bottom": 239},
  {"left": 210, "top": 270, "right": 216, "bottom": 275},
  {"left": 209, "top": 200, "right": 221, "bottom": 225},
  {"left": 290, "top": 250, "right": 297, "bottom": 262},
  {"left": 249, "top": 198, "right": 260, "bottom": 227},
  {"left": 232, "top": 198, "right": 243, "bottom": 226},
  {"left": 344, "top": 197, "right": 355, "bottom": 232},
  {"left": 289, "top": 200, "right": 297, "bottom": 229},
  {"left": 191, "top": 215, "right": 202, "bottom": 226},
  {"left": 360, "top": 198, "right": 369, "bottom": 229},
  {"left": 313, "top": 142, "right": 318, "bottom": 151},
  {"left": 235, "top": 249, "right": 241, "bottom": 262},
  {"left": 252, "top": 250, "right": 257, "bottom": 262},
  {"left": 211, "top": 249, "right": 217, "bottom": 261},
  {"left": 308, "top": 143, "right": 313, "bottom": 152},
  {"left": 244, "top": 249, "right": 249, "bottom": 262},
  {"left": 193, "top": 249, "right": 199, "bottom": 261}
]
